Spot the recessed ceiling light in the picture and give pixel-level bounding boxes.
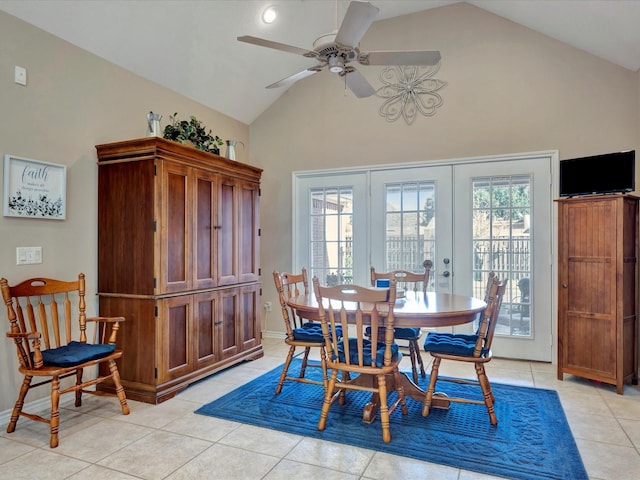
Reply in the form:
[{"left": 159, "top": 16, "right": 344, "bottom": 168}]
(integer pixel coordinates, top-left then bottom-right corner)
[{"left": 262, "top": 6, "right": 277, "bottom": 24}]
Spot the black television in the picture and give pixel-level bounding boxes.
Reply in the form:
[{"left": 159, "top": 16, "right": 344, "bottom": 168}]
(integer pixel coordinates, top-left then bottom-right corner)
[{"left": 559, "top": 150, "right": 635, "bottom": 197}]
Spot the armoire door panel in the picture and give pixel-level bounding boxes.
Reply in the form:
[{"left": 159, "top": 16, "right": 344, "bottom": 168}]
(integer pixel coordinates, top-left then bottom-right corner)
[
  {"left": 195, "top": 172, "right": 217, "bottom": 289},
  {"left": 218, "top": 178, "right": 238, "bottom": 286},
  {"left": 195, "top": 291, "right": 217, "bottom": 369},
  {"left": 239, "top": 283, "right": 260, "bottom": 349},
  {"left": 161, "top": 163, "right": 192, "bottom": 293},
  {"left": 218, "top": 288, "right": 239, "bottom": 359},
  {"left": 159, "top": 296, "right": 193, "bottom": 382},
  {"left": 564, "top": 312, "right": 615, "bottom": 377},
  {"left": 238, "top": 182, "right": 260, "bottom": 283}
]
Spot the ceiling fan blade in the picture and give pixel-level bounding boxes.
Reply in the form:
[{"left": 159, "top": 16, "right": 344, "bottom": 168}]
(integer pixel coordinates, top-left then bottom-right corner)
[
  {"left": 363, "top": 50, "right": 442, "bottom": 66},
  {"left": 344, "top": 69, "right": 376, "bottom": 98},
  {"left": 266, "top": 68, "right": 319, "bottom": 89},
  {"left": 238, "top": 35, "right": 316, "bottom": 57},
  {"left": 335, "top": 1, "right": 379, "bottom": 48}
]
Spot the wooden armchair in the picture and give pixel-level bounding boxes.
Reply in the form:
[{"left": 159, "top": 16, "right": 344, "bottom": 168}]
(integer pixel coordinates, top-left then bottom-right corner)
[
  {"left": 422, "top": 276, "right": 506, "bottom": 425},
  {"left": 273, "top": 269, "right": 335, "bottom": 394},
  {"left": 312, "top": 276, "right": 408, "bottom": 443},
  {"left": 0, "top": 273, "right": 129, "bottom": 448},
  {"left": 370, "top": 260, "right": 432, "bottom": 384}
]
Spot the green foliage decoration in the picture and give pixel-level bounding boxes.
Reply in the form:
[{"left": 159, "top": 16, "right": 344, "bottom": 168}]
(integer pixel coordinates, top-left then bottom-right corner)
[{"left": 162, "top": 113, "right": 224, "bottom": 154}]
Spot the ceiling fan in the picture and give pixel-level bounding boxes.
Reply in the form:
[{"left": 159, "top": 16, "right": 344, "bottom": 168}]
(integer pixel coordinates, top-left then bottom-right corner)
[{"left": 237, "top": 1, "right": 441, "bottom": 98}]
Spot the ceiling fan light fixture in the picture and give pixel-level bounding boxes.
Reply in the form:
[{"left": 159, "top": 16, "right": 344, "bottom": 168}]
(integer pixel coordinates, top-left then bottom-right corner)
[
  {"left": 328, "top": 55, "right": 344, "bottom": 73},
  {"left": 261, "top": 6, "right": 278, "bottom": 24}
]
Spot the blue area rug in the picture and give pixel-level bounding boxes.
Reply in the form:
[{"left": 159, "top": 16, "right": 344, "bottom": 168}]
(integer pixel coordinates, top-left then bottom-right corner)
[{"left": 196, "top": 357, "right": 587, "bottom": 480}]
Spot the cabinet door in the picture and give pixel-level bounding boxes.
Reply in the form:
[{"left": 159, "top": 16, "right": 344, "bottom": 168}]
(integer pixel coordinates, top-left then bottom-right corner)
[
  {"left": 159, "top": 162, "right": 193, "bottom": 293},
  {"left": 194, "top": 290, "right": 218, "bottom": 369},
  {"left": 238, "top": 180, "right": 260, "bottom": 283},
  {"left": 239, "top": 283, "right": 261, "bottom": 350},
  {"left": 560, "top": 199, "right": 617, "bottom": 379},
  {"left": 217, "top": 176, "right": 239, "bottom": 286},
  {"left": 217, "top": 177, "right": 261, "bottom": 286},
  {"left": 158, "top": 295, "right": 193, "bottom": 383},
  {"left": 194, "top": 170, "right": 218, "bottom": 289},
  {"left": 217, "top": 287, "right": 240, "bottom": 360}
]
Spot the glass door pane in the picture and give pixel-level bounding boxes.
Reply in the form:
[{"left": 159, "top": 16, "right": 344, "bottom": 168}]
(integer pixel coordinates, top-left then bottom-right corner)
[
  {"left": 383, "top": 182, "right": 436, "bottom": 289},
  {"left": 294, "top": 171, "right": 368, "bottom": 286},
  {"left": 472, "top": 175, "right": 531, "bottom": 336},
  {"left": 309, "top": 187, "right": 354, "bottom": 285}
]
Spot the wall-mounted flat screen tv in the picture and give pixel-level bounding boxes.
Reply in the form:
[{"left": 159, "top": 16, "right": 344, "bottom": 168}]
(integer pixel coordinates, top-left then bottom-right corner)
[{"left": 559, "top": 150, "right": 635, "bottom": 197}]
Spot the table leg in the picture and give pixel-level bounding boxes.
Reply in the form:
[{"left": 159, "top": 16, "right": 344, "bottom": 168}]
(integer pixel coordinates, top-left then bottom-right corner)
[
  {"left": 349, "top": 371, "right": 451, "bottom": 424},
  {"left": 396, "top": 372, "right": 451, "bottom": 409}
]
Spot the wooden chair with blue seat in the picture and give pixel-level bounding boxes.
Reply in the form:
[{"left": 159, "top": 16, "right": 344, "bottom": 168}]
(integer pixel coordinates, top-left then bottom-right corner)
[
  {"left": 0, "top": 273, "right": 129, "bottom": 448},
  {"left": 422, "top": 275, "right": 506, "bottom": 425},
  {"left": 312, "top": 276, "right": 408, "bottom": 443},
  {"left": 369, "top": 260, "right": 432, "bottom": 384},
  {"left": 273, "top": 269, "right": 341, "bottom": 394}
]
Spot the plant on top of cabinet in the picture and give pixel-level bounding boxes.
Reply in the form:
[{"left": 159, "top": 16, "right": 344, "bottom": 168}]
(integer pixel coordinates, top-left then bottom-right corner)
[{"left": 162, "top": 113, "right": 224, "bottom": 154}]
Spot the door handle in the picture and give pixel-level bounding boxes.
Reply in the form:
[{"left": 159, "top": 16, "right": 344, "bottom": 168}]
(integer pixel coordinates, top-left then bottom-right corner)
[{"left": 440, "top": 258, "right": 451, "bottom": 277}]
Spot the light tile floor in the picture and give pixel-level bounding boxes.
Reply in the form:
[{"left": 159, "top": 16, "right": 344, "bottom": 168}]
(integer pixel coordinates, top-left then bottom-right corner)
[{"left": 1, "top": 336, "right": 639, "bottom": 480}]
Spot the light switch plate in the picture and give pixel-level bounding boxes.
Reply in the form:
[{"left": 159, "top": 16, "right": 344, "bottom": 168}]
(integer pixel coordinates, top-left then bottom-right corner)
[{"left": 16, "top": 246, "right": 42, "bottom": 265}]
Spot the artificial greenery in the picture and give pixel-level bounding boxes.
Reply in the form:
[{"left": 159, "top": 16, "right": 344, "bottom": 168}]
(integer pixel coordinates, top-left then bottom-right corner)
[{"left": 162, "top": 113, "right": 224, "bottom": 153}]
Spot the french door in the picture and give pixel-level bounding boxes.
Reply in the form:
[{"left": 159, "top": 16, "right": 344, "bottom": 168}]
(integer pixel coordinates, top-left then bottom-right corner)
[{"left": 294, "top": 152, "right": 555, "bottom": 361}]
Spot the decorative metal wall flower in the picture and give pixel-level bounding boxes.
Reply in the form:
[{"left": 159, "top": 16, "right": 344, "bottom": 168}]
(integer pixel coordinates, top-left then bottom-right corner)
[{"left": 376, "top": 64, "right": 447, "bottom": 124}]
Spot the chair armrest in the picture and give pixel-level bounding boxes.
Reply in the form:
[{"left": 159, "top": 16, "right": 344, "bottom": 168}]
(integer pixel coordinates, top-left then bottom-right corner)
[
  {"left": 7, "top": 332, "right": 43, "bottom": 368},
  {"left": 88, "top": 317, "right": 125, "bottom": 345},
  {"left": 87, "top": 316, "right": 126, "bottom": 323},
  {"left": 7, "top": 331, "right": 41, "bottom": 340}
]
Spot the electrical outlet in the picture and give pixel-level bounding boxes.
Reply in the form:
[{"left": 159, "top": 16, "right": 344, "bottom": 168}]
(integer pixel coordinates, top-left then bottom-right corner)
[
  {"left": 264, "top": 301, "right": 272, "bottom": 312},
  {"left": 14, "top": 66, "right": 27, "bottom": 86}
]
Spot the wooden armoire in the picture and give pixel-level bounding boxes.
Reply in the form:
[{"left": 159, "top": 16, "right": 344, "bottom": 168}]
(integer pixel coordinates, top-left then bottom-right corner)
[
  {"left": 557, "top": 194, "right": 639, "bottom": 394},
  {"left": 95, "top": 137, "right": 262, "bottom": 404}
]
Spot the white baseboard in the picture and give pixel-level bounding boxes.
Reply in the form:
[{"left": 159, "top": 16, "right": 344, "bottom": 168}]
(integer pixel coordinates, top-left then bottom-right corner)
[{"left": 0, "top": 389, "right": 89, "bottom": 427}]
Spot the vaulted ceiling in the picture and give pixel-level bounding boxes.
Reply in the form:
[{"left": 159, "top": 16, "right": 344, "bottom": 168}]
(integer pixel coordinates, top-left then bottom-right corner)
[{"left": 2, "top": 0, "right": 639, "bottom": 124}]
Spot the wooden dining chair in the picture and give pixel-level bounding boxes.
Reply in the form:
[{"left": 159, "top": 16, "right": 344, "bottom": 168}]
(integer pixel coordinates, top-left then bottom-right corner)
[
  {"left": 422, "top": 276, "right": 506, "bottom": 425},
  {"left": 369, "top": 260, "right": 432, "bottom": 384},
  {"left": 312, "top": 276, "right": 408, "bottom": 443},
  {"left": 0, "top": 273, "right": 129, "bottom": 448},
  {"left": 482, "top": 271, "right": 497, "bottom": 302},
  {"left": 273, "top": 269, "right": 340, "bottom": 394}
]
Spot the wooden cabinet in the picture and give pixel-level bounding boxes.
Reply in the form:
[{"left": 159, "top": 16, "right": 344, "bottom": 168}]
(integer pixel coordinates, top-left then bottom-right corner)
[
  {"left": 557, "top": 194, "right": 639, "bottom": 394},
  {"left": 95, "top": 137, "right": 262, "bottom": 404}
]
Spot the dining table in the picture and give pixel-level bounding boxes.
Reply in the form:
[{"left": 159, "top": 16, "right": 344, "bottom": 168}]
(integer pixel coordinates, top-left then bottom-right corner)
[{"left": 286, "top": 289, "right": 487, "bottom": 423}]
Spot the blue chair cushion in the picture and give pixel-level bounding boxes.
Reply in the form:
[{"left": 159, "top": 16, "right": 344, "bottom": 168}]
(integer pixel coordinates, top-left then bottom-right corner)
[
  {"left": 364, "top": 326, "right": 421, "bottom": 340},
  {"left": 393, "top": 327, "right": 421, "bottom": 340},
  {"left": 336, "top": 338, "right": 399, "bottom": 367},
  {"left": 41, "top": 341, "right": 116, "bottom": 368},
  {"left": 292, "top": 322, "right": 342, "bottom": 342},
  {"left": 292, "top": 323, "right": 324, "bottom": 342},
  {"left": 423, "top": 332, "right": 483, "bottom": 357}
]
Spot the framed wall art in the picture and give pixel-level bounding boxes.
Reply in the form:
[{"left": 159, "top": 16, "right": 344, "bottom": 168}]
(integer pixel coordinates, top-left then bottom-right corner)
[{"left": 3, "top": 154, "right": 67, "bottom": 220}]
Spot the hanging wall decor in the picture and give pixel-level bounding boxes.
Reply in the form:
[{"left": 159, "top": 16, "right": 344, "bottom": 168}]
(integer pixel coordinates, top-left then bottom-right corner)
[
  {"left": 3, "top": 155, "right": 67, "bottom": 219},
  {"left": 376, "top": 64, "right": 447, "bottom": 125}
]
